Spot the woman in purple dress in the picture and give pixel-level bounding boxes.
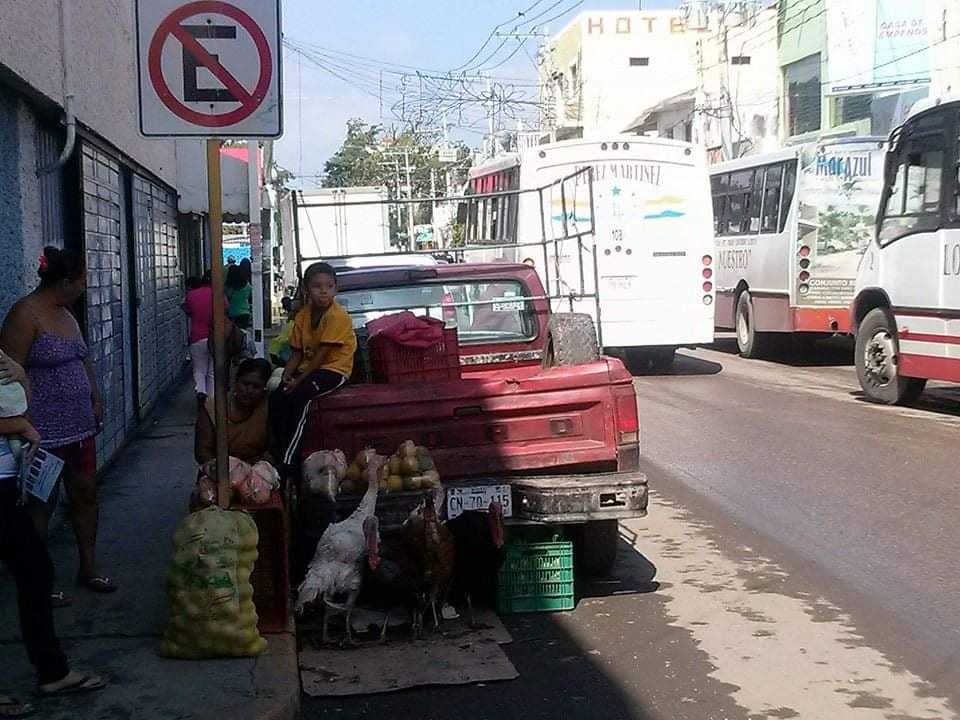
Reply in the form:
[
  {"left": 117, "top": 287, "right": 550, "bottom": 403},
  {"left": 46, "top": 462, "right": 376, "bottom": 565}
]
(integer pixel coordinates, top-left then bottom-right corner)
[{"left": 1, "top": 247, "right": 114, "bottom": 599}]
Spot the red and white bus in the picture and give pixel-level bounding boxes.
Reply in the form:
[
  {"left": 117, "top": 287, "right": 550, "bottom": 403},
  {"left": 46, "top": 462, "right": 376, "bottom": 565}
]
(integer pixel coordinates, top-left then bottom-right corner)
[
  {"left": 710, "top": 137, "right": 886, "bottom": 357},
  {"left": 852, "top": 96, "right": 960, "bottom": 404}
]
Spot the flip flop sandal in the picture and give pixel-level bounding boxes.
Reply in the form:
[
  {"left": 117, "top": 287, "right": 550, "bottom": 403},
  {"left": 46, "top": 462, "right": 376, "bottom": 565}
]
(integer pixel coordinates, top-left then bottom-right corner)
[
  {"left": 77, "top": 576, "right": 117, "bottom": 594},
  {"left": 50, "top": 592, "right": 71, "bottom": 608},
  {"left": 0, "top": 696, "right": 35, "bottom": 718},
  {"left": 36, "top": 673, "right": 105, "bottom": 698}
]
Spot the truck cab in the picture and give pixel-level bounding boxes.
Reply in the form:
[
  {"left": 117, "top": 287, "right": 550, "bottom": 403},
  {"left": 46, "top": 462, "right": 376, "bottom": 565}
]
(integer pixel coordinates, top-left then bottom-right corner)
[{"left": 298, "top": 262, "right": 647, "bottom": 575}]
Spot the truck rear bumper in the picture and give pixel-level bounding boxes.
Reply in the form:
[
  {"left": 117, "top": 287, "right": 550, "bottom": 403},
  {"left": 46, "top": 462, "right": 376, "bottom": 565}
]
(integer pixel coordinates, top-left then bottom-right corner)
[{"left": 451, "top": 470, "right": 648, "bottom": 524}]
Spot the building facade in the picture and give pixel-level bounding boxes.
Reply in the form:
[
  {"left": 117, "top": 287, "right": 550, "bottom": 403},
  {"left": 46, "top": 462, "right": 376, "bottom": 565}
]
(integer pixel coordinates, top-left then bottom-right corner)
[
  {"left": 540, "top": 10, "right": 699, "bottom": 138},
  {"left": 778, "top": 0, "right": 931, "bottom": 143},
  {"left": 627, "top": 2, "right": 781, "bottom": 163},
  {"left": 0, "top": 0, "right": 201, "bottom": 467}
]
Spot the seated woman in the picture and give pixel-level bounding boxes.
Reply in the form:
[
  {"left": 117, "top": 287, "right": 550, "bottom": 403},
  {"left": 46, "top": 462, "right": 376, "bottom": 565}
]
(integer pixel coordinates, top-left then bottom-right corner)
[
  {"left": 270, "top": 262, "right": 357, "bottom": 468},
  {"left": 195, "top": 358, "right": 273, "bottom": 466}
]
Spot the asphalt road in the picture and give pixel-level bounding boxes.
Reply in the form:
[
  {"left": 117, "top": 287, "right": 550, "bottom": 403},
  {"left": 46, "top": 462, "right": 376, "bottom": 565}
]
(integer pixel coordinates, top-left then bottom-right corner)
[{"left": 302, "top": 339, "right": 960, "bottom": 720}]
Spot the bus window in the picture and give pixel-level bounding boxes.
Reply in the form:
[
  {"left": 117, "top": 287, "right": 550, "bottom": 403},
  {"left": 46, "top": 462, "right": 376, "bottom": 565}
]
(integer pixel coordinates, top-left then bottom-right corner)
[
  {"left": 711, "top": 174, "right": 729, "bottom": 235},
  {"left": 747, "top": 170, "right": 763, "bottom": 233},
  {"left": 904, "top": 151, "right": 942, "bottom": 215},
  {"left": 879, "top": 131, "right": 945, "bottom": 245},
  {"left": 760, "top": 163, "right": 783, "bottom": 232},
  {"left": 729, "top": 170, "right": 752, "bottom": 234},
  {"left": 779, "top": 160, "right": 798, "bottom": 233}
]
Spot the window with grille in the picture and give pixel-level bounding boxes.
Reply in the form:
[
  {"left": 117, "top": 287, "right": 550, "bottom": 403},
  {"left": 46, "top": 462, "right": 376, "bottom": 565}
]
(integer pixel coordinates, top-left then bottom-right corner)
[{"left": 784, "top": 54, "right": 821, "bottom": 136}]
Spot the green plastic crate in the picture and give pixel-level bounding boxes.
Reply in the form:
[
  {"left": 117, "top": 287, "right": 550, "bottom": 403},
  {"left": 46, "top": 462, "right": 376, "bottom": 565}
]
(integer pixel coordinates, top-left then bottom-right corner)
[{"left": 497, "top": 540, "right": 575, "bottom": 614}]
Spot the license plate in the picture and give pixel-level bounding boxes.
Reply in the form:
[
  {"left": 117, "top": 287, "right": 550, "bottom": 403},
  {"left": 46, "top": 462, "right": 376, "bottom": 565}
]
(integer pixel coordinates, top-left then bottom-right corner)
[
  {"left": 603, "top": 276, "right": 634, "bottom": 291},
  {"left": 446, "top": 484, "right": 513, "bottom": 520}
]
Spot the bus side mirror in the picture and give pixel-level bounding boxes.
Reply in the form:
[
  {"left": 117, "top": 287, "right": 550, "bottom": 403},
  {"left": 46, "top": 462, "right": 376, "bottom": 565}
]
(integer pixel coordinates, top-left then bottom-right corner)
[{"left": 456, "top": 202, "right": 468, "bottom": 224}]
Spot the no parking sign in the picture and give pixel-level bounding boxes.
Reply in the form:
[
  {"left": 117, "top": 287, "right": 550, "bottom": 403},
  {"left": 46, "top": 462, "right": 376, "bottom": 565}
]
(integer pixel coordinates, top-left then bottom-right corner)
[{"left": 135, "top": 0, "right": 282, "bottom": 137}]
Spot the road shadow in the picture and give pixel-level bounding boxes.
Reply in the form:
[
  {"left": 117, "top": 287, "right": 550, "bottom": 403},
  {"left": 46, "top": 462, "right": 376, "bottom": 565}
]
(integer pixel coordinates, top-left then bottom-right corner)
[
  {"left": 850, "top": 386, "right": 960, "bottom": 418},
  {"left": 300, "top": 529, "right": 747, "bottom": 720},
  {"left": 628, "top": 352, "right": 724, "bottom": 378},
  {"left": 576, "top": 536, "right": 661, "bottom": 600},
  {"left": 711, "top": 336, "right": 854, "bottom": 368}
]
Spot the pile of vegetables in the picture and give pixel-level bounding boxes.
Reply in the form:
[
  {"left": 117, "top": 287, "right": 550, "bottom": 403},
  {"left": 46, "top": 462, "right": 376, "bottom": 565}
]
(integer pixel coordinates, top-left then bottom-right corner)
[
  {"left": 161, "top": 508, "right": 267, "bottom": 658},
  {"left": 339, "top": 441, "right": 440, "bottom": 495}
]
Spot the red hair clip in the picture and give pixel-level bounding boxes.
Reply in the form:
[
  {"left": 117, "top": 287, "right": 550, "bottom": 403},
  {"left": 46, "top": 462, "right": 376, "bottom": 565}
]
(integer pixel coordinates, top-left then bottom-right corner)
[{"left": 38, "top": 255, "right": 48, "bottom": 271}]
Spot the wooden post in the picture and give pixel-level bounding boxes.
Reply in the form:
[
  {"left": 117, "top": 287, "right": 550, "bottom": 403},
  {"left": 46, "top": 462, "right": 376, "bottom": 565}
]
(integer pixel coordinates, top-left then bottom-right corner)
[{"left": 207, "top": 138, "right": 230, "bottom": 508}]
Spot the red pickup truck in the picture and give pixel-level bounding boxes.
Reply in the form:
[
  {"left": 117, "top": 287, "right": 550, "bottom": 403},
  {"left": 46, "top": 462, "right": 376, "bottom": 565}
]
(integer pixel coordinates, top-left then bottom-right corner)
[{"left": 299, "top": 262, "right": 647, "bottom": 575}]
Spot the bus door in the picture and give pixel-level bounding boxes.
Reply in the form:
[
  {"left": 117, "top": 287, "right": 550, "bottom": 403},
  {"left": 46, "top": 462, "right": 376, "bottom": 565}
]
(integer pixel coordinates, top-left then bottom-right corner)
[{"left": 876, "top": 112, "right": 951, "bottom": 348}]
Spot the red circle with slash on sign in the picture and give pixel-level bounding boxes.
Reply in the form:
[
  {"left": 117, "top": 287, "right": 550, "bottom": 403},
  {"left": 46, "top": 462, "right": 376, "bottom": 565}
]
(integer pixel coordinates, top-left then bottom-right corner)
[{"left": 148, "top": 0, "right": 272, "bottom": 128}]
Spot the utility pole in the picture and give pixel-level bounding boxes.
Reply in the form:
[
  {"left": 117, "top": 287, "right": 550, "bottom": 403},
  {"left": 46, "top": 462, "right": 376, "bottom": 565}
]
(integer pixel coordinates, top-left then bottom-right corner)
[
  {"left": 403, "top": 149, "right": 415, "bottom": 249},
  {"left": 486, "top": 77, "right": 495, "bottom": 159},
  {"left": 718, "top": 5, "right": 734, "bottom": 161}
]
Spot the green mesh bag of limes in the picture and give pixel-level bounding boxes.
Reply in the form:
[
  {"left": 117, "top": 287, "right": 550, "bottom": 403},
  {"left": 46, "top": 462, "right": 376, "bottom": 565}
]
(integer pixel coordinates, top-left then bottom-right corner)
[{"left": 160, "top": 507, "right": 267, "bottom": 658}]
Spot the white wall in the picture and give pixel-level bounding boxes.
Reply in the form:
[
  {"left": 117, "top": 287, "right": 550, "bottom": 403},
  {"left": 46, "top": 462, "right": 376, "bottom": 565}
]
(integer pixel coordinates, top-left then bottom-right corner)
[
  {"left": 928, "top": 0, "right": 960, "bottom": 97},
  {"left": 580, "top": 11, "right": 698, "bottom": 136},
  {"left": 542, "top": 11, "right": 699, "bottom": 137},
  {"left": 0, "top": 0, "right": 179, "bottom": 186},
  {"left": 694, "top": 6, "right": 780, "bottom": 160}
]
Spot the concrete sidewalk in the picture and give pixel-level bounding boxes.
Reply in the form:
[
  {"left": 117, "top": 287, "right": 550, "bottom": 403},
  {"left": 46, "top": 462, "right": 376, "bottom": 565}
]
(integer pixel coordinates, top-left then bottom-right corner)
[{"left": 0, "top": 381, "right": 300, "bottom": 720}]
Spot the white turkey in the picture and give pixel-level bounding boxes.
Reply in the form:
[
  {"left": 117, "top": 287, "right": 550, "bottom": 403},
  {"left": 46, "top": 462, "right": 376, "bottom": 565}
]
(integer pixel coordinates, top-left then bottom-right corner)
[{"left": 296, "top": 454, "right": 384, "bottom": 645}]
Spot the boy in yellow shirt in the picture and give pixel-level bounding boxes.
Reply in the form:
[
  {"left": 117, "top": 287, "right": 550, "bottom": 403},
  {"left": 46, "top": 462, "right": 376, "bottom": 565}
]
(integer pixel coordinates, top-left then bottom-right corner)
[{"left": 271, "top": 262, "right": 357, "bottom": 465}]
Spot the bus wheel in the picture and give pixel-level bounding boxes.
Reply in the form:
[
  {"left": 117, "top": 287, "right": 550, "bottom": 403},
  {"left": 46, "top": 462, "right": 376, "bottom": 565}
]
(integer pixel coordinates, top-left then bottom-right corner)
[
  {"left": 544, "top": 313, "right": 599, "bottom": 367},
  {"left": 735, "top": 291, "right": 768, "bottom": 359},
  {"left": 855, "top": 308, "right": 926, "bottom": 405}
]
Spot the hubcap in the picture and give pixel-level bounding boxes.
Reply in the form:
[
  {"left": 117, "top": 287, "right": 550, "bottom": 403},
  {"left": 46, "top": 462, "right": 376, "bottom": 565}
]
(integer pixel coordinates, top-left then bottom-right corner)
[
  {"left": 864, "top": 329, "right": 896, "bottom": 387},
  {"left": 737, "top": 305, "right": 750, "bottom": 347}
]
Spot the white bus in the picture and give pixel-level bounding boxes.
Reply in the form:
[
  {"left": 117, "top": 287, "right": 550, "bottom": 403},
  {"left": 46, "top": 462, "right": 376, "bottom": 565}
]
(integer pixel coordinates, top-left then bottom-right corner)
[
  {"left": 467, "top": 136, "right": 715, "bottom": 371},
  {"left": 710, "top": 137, "right": 886, "bottom": 357},
  {"left": 852, "top": 96, "right": 960, "bottom": 405}
]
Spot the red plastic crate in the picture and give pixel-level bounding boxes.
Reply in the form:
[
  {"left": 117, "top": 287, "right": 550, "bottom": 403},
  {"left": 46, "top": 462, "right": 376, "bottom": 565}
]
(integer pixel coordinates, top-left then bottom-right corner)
[
  {"left": 232, "top": 491, "right": 290, "bottom": 634},
  {"left": 368, "top": 326, "right": 461, "bottom": 383}
]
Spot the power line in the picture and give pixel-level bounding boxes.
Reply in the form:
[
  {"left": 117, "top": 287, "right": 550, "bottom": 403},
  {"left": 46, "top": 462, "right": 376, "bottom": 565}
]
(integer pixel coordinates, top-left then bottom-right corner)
[{"left": 452, "top": 0, "right": 549, "bottom": 72}]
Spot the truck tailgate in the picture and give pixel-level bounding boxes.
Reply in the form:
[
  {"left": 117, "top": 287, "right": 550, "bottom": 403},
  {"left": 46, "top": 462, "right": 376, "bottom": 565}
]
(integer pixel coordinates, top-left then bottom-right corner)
[{"left": 302, "top": 359, "right": 633, "bottom": 477}]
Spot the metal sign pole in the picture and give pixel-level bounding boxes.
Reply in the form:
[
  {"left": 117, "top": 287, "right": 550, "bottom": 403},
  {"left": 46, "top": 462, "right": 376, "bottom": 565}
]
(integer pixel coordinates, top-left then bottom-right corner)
[
  {"left": 207, "top": 139, "right": 230, "bottom": 508},
  {"left": 248, "top": 140, "right": 264, "bottom": 356}
]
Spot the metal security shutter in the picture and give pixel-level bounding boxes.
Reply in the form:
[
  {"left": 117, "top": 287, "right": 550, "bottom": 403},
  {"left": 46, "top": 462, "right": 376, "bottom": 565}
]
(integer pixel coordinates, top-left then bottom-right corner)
[
  {"left": 36, "top": 124, "right": 67, "bottom": 249},
  {"left": 132, "top": 174, "right": 184, "bottom": 414},
  {"left": 80, "top": 142, "right": 135, "bottom": 464}
]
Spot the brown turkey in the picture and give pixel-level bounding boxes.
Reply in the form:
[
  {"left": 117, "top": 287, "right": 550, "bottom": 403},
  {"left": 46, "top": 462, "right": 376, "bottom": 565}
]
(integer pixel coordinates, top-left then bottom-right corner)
[
  {"left": 398, "top": 491, "right": 455, "bottom": 638},
  {"left": 445, "top": 501, "right": 506, "bottom": 626}
]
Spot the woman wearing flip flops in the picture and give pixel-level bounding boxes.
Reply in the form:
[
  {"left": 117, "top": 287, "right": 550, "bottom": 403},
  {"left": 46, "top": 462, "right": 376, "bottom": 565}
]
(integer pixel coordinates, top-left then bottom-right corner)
[
  {"left": 0, "top": 350, "right": 104, "bottom": 718},
  {"left": 0, "top": 248, "right": 116, "bottom": 603}
]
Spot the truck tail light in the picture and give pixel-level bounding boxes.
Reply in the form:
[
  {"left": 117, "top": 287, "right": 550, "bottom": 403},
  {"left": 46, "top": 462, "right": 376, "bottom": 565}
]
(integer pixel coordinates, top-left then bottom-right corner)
[
  {"left": 702, "top": 281, "right": 713, "bottom": 293},
  {"left": 702, "top": 268, "right": 713, "bottom": 279},
  {"left": 702, "top": 254, "right": 713, "bottom": 266},
  {"left": 615, "top": 390, "right": 640, "bottom": 471},
  {"left": 798, "top": 245, "right": 811, "bottom": 258}
]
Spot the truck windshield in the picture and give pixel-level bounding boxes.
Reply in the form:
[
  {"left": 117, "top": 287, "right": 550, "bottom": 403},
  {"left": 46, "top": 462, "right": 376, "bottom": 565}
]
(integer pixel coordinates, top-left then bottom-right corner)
[{"left": 338, "top": 279, "right": 537, "bottom": 344}]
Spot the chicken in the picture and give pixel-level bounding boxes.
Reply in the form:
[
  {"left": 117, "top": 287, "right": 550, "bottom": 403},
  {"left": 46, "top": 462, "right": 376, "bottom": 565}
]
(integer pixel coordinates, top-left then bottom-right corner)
[
  {"left": 398, "top": 491, "right": 456, "bottom": 638},
  {"left": 359, "top": 533, "right": 418, "bottom": 642},
  {"left": 446, "top": 501, "right": 507, "bottom": 627},
  {"left": 296, "top": 456, "right": 384, "bottom": 645}
]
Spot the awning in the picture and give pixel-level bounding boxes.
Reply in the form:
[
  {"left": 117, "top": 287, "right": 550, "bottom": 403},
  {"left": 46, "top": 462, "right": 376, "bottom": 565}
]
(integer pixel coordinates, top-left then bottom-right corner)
[{"left": 623, "top": 89, "right": 696, "bottom": 133}]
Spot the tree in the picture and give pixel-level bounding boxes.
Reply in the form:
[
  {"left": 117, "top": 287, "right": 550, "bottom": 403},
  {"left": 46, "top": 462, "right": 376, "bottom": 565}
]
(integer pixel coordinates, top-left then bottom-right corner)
[
  {"left": 322, "top": 119, "right": 473, "bottom": 246},
  {"left": 322, "top": 119, "right": 385, "bottom": 188}
]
